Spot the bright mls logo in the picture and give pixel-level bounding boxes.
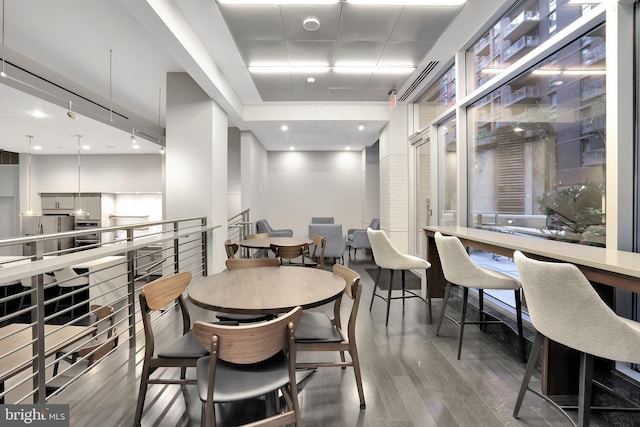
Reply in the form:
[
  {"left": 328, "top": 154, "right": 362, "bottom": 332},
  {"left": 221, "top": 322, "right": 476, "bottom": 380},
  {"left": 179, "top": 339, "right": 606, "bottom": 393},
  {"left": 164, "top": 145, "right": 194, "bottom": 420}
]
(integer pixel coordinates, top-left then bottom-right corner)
[{"left": 1, "top": 405, "right": 69, "bottom": 426}]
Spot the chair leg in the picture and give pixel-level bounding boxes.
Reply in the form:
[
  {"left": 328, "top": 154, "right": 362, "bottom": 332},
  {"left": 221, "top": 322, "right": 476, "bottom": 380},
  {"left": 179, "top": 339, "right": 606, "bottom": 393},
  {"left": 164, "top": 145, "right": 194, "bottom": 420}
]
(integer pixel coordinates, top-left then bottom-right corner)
[
  {"left": 478, "top": 289, "right": 485, "bottom": 332},
  {"left": 436, "top": 282, "right": 452, "bottom": 336},
  {"left": 514, "top": 289, "right": 526, "bottom": 363},
  {"left": 350, "top": 347, "right": 366, "bottom": 409},
  {"left": 457, "top": 287, "right": 469, "bottom": 360},
  {"left": 425, "top": 268, "right": 432, "bottom": 324},
  {"left": 401, "top": 270, "right": 406, "bottom": 309},
  {"left": 133, "top": 365, "right": 151, "bottom": 427},
  {"left": 514, "top": 332, "right": 544, "bottom": 418},
  {"left": 369, "top": 267, "right": 382, "bottom": 311},
  {"left": 578, "top": 352, "right": 594, "bottom": 427},
  {"left": 385, "top": 270, "right": 394, "bottom": 326}
]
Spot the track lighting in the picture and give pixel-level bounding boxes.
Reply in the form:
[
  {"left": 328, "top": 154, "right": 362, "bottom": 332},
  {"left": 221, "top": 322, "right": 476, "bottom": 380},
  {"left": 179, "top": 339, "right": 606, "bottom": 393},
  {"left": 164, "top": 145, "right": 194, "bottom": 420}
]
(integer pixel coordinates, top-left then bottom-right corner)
[{"left": 67, "top": 100, "right": 79, "bottom": 120}]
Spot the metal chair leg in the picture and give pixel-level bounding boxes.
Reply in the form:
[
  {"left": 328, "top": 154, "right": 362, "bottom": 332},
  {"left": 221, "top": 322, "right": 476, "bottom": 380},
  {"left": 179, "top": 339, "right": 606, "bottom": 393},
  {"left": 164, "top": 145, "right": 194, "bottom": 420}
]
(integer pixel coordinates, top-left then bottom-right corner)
[
  {"left": 514, "top": 332, "right": 544, "bottom": 418},
  {"left": 369, "top": 267, "right": 382, "bottom": 311},
  {"left": 578, "top": 352, "right": 594, "bottom": 427},
  {"left": 436, "top": 282, "right": 452, "bottom": 336},
  {"left": 425, "top": 268, "right": 432, "bottom": 324},
  {"left": 515, "top": 289, "right": 526, "bottom": 363},
  {"left": 385, "top": 270, "right": 393, "bottom": 326},
  {"left": 457, "top": 287, "right": 469, "bottom": 360}
]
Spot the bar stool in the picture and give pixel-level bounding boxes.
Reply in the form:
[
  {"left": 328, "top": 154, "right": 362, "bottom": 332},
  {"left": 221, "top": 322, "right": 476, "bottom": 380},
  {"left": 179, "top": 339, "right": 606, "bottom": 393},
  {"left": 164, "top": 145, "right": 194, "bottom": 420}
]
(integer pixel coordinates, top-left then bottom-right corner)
[
  {"left": 513, "top": 251, "right": 640, "bottom": 427},
  {"left": 367, "top": 228, "right": 432, "bottom": 326},
  {"left": 434, "top": 232, "right": 525, "bottom": 361}
]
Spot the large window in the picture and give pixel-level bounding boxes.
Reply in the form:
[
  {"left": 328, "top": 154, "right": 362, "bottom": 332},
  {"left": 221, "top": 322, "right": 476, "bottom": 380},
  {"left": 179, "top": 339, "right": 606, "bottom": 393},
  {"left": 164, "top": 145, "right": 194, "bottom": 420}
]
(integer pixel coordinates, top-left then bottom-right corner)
[
  {"left": 468, "top": 24, "right": 606, "bottom": 247},
  {"left": 439, "top": 116, "right": 457, "bottom": 226},
  {"left": 468, "top": 0, "right": 602, "bottom": 92},
  {"left": 417, "top": 64, "right": 456, "bottom": 130}
]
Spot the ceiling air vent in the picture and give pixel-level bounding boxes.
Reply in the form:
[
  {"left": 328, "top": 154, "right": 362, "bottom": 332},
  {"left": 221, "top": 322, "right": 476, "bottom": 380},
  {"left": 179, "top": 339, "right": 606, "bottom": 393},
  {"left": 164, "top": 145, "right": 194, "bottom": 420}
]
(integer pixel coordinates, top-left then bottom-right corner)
[{"left": 398, "top": 61, "right": 439, "bottom": 102}]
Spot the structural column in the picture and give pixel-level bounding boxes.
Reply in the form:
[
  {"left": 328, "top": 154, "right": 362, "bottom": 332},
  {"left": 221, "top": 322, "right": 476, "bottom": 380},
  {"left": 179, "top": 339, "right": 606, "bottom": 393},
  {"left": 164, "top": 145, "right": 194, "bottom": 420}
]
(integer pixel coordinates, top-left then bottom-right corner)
[
  {"left": 164, "top": 72, "right": 228, "bottom": 274},
  {"left": 379, "top": 104, "right": 410, "bottom": 252}
]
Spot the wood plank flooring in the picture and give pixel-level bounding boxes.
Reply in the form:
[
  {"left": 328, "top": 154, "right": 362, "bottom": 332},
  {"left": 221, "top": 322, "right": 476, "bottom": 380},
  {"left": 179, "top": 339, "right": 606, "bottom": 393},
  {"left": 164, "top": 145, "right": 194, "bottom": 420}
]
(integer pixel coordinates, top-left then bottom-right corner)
[{"left": 50, "top": 253, "right": 617, "bottom": 426}]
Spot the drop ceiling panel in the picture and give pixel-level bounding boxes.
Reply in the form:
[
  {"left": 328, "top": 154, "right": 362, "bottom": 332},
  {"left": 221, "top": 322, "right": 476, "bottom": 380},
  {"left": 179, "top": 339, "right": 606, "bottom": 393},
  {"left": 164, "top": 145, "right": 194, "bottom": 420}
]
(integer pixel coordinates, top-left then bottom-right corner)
[
  {"left": 236, "top": 40, "right": 288, "bottom": 65},
  {"left": 334, "top": 41, "right": 386, "bottom": 65},
  {"left": 291, "top": 74, "right": 331, "bottom": 92},
  {"left": 330, "top": 72, "right": 372, "bottom": 89},
  {"left": 367, "top": 73, "right": 412, "bottom": 89},
  {"left": 379, "top": 41, "right": 434, "bottom": 65},
  {"left": 361, "top": 87, "right": 395, "bottom": 102},
  {"left": 258, "top": 88, "right": 296, "bottom": 102},
  {"left": 338, "top": 5, "right": 401, "bottom": 42},
  {"left": 218, "top": 5, "right": 285, "bottom": 41},
  {"left": 251, "top": 73, "right": 293, "bottom": 90},
  {"left": 328, "top": 88, "right": 366, "bottom": 101},
  {"left": 280, "top": 5, "right": 341, "bottom": 40},
  {"left": 286, "top": 41, "right": 336, "bottom": 65},
  {"left": 391, "top": 7, "right": 459, "bottom": 41}
]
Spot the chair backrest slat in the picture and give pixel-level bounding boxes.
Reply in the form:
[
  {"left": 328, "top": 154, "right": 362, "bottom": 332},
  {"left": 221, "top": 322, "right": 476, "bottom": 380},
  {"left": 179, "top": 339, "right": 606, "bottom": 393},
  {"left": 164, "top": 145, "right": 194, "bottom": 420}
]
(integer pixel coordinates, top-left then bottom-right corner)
[
  {"left": 193, "top": 306, "right": 302, "bottom": 364},
  {"left": 141, "top": 272, "right": 192, "bottom": 311},
  {"left": 226, "top": 258, "right": 280, "bottom": 270}
]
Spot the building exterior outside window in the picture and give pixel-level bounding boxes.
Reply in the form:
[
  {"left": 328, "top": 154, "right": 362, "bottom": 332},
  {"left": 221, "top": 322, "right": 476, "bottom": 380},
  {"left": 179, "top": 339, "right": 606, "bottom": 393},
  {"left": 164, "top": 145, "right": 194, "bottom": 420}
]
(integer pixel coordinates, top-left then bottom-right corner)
[{"left": 468, "top": 24, "right": 606, "bottom": 247}]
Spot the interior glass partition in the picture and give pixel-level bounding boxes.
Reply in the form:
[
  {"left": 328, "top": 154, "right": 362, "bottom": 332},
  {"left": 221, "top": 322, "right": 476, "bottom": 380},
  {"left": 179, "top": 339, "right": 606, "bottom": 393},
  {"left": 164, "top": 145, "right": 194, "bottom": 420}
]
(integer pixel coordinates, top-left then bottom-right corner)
[
  {"left": 468, "top": 24, "right": 606, "bottom": 247},
  {"left": 416, "top": 136, "right": 431, "bottom": 257}
]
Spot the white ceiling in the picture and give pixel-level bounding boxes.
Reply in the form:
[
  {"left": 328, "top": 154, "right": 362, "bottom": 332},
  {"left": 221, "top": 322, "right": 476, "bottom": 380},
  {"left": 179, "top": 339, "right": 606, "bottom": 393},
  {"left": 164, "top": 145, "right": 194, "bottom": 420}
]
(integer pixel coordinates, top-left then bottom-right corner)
[{"left": 0, "top": 0, "right": 503, "bottom": 155}]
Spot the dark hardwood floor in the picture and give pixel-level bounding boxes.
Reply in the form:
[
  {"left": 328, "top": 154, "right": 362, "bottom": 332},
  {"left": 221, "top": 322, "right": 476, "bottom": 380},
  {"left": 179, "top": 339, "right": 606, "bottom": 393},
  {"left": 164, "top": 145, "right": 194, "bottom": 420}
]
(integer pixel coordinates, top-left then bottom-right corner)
[{"left": 51, "top": 252, "right": 615, "bottom": 426}]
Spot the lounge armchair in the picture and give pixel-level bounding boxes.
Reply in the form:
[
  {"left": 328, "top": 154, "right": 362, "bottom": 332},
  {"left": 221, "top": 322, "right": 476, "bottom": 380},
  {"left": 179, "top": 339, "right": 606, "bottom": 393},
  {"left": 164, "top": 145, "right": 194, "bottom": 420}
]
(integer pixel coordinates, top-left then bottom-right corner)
[
  {"left": 311, "top": 217, "right": 334, "bottom": 224},
  {"left": 346, "top": 218, "right": 380, "bottom": 260},
  {"left": 255, "top": 219, "right": 293, "bottom": 237},
  {"left": 308, "top": 223, "right": 345, "bottom": 265}
]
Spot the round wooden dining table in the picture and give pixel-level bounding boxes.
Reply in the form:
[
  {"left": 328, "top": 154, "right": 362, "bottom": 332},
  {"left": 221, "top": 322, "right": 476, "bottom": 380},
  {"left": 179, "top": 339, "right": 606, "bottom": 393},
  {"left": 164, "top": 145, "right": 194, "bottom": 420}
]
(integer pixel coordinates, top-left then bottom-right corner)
[
  {"left": 188, "top": 266, "right": 345, "bottom": 315},
  {"left": 238, "top": 237, "right": 312, "bottom": 250}
]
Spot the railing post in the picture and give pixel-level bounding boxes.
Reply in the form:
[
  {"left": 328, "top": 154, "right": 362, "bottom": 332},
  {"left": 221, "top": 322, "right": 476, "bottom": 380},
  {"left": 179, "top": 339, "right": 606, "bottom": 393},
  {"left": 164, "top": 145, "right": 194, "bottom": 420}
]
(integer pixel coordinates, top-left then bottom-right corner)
[
  {"left": 201, "top": 217, "right": 208, "bottom": 277},
  {"left": 126, "top": 228, "right": 136, "bottom": 347},
  {"left": 173, "top": 221, "right": 180, "bottom": 274},
  {"left": 33, "top": 240, "right": 46, "bottom": 403}
]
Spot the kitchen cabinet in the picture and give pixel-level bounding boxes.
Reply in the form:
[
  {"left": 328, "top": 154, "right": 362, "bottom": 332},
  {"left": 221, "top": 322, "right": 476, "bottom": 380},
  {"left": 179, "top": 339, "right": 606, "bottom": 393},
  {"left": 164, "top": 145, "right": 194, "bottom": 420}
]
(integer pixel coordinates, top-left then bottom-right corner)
[{"left": 41, "top": 193, "right": 76, "bottom": 213}]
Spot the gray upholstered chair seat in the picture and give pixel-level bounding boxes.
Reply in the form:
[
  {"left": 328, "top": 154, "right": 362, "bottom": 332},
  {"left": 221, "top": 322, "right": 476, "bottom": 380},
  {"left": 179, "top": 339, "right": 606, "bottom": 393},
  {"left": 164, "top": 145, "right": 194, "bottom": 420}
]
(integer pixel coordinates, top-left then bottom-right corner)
[
  {"left": 294, "top": 311, "right": 342, "bottom": 342},
  {"left": 157, "top": 330, "right": 209, "bottom": 359},
  {"left": 346, "top": 218, "right": 380, "bottom": 260},
  {"left": 197, "top": 351, "right": 290, "bottom": 403},
  {"left": 308, "top": 223, "right": 345, "bottom": 264}
]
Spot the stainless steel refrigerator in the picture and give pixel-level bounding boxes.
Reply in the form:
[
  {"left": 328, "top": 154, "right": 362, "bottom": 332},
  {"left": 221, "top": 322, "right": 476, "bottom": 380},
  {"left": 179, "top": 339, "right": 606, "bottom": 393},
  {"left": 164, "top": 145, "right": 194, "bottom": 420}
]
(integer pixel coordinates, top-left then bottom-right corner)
[{"left": 22, "top": 215, "right": 75, "bottom": 255}]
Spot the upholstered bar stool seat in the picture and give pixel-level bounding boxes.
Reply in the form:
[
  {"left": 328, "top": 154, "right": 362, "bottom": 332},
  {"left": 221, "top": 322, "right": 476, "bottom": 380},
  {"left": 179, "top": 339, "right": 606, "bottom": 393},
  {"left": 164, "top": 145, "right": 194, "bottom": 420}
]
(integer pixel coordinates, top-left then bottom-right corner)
[
  {"left": 367, "top": 229, "right": 432, "bottom": 326},
  {"left": 434, "top": 232, "right": 525, "bottom": 361},
  {"left": 513, "top": 251, "right": 640, "bottom": 427}
]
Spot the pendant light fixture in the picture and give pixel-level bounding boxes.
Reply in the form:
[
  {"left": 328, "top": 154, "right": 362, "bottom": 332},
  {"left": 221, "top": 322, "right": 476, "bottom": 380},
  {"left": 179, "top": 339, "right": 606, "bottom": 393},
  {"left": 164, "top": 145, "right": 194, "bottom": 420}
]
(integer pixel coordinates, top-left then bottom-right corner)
[
  {"left": 20, "top": 135, "right": 37, "bottom": 216},
  {"left": 70, "top": 135, "right": 89, "bottom": 217}
]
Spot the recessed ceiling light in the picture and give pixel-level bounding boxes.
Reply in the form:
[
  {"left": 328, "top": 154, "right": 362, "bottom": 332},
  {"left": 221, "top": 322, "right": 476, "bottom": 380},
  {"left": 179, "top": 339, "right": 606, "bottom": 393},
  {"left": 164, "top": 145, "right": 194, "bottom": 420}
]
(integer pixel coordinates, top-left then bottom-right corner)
[
  {"left": 358, "top": 125, "right": 365, "bottom": 131},
  {"left": 346, "top": 146, "right": 351, "bottom": 151},
  {"left": 303, "top": 17, "right": 320, "bottom": 32},
  {"left": 289, "top": 146, "right": 295, "bottom": 151},
  {"left": 132, "top": 144, "right": 140, "bottom": 150},
  {"left": 347, "top": 0, "right": 466, "bottom": 4},
  {"left": 307, "top": 77, "right": 316, "bottom": 83},
  {"left": 29, "top": 110, "right": 46, "bottom": 118},
  {"left": 82, "top": 145, "right": 91, "bottom": 150},
  {"left": 33, "top": 145, "right": 42, "bottom": 151},
  {"left": 281, "top": 125, "right": 289, "bottom": 131},
  {"left": 219, "top": 0, "right": 337, "bottom": 3}
]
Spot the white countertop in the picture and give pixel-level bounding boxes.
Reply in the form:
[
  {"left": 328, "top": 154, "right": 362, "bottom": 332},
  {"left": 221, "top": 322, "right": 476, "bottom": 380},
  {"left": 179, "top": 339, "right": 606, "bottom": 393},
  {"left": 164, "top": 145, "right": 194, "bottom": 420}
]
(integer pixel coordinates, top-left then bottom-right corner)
[{"left": 424, "top": 226, "right": 640, "bottom": 280}]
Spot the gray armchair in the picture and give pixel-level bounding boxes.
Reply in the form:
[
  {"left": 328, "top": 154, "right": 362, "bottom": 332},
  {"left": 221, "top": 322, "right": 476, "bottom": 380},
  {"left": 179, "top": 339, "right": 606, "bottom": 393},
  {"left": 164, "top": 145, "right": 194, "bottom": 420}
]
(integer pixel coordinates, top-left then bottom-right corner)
[
  {"left": 311, "top": 217, "right": 334, "bottom": 224},
  {"left": 255, "top": 219, "right": 293, "bottom": 237},
  {"left": 346, "top": 218, "right": 380, "bottom": 260},
  {"left": 308, "top": 223, "right": 345, "bottom": 265}
]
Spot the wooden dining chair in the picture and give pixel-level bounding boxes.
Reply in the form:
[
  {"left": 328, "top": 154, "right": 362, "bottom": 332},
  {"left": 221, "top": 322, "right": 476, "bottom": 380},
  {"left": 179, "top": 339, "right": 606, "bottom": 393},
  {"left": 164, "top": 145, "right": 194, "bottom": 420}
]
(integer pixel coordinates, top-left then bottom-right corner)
[
  {"left": 307, "top": 234, "right": 326, "bottom": 269},
  {"left": 244, "top": 232, "right": 270, "bottom": 258},
  {"left": 216, "top": 258, "right": 281, "bottom": 323},
  {"left": 270, "top": 243, "right": 314, "bottom": 267},
  {"left": 134, "top": 272, "right": 209, "bottom": 427},
  {"left": 224, "top": 239, "right": 239, "bottom": 259},
  {"left": 294, "top": 264, "right": 365, "bottom": 409},
  {"left": 192, "top": 306, "right": 303, "bottom": 427}
]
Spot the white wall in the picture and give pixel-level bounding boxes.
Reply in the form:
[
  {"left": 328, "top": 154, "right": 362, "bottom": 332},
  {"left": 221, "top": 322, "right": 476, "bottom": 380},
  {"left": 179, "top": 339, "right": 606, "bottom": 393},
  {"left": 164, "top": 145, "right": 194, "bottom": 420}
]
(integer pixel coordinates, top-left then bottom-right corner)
[
  {"left": 266, "top": 150, "right": 365, "bottom": 237},
  {"left": 228, "top": 127, "right": 241, "bottom": 218},
  {"left": 241, "top": 131, "right": 269, "bottom": 225}
]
